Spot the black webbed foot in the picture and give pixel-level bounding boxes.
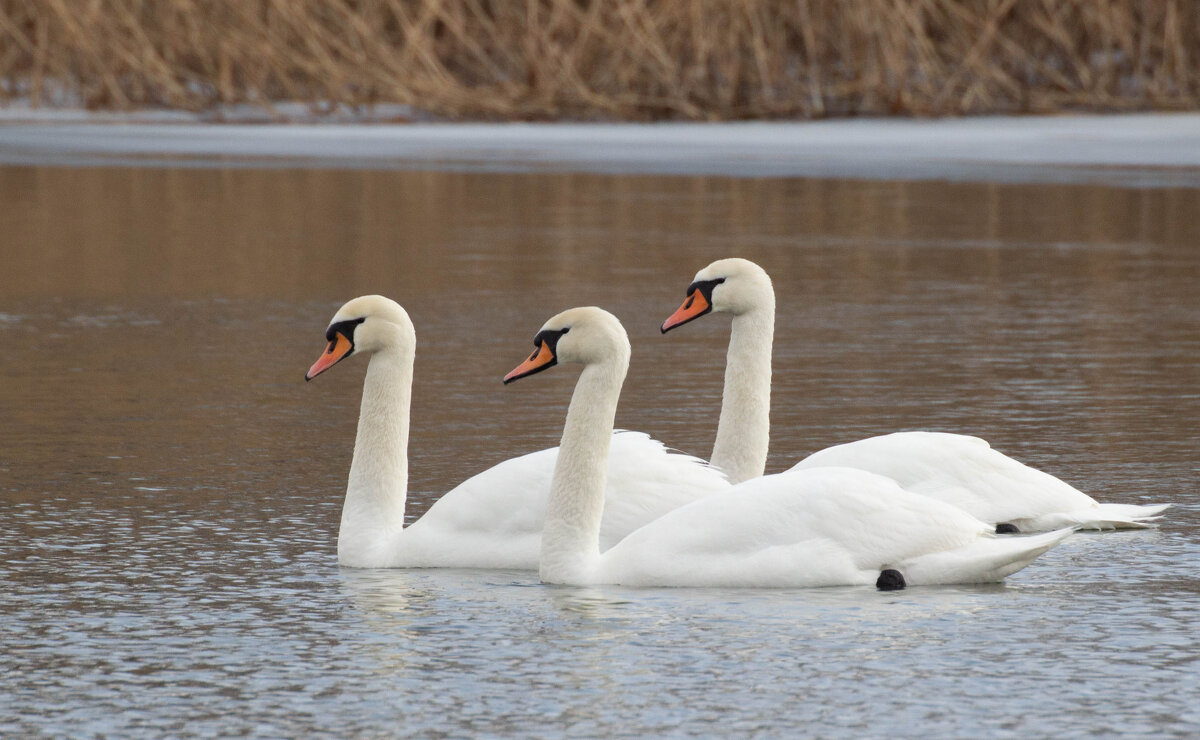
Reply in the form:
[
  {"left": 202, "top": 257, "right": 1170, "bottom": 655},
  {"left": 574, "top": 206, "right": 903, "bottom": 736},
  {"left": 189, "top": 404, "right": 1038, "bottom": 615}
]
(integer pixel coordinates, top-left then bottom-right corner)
[{"left": 876, "top": 569, "right": 906, "bottom": 591}]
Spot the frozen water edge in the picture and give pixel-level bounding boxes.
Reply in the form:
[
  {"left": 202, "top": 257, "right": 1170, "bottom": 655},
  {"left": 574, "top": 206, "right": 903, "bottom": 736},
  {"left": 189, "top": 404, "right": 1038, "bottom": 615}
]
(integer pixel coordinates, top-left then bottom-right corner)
[{"left": 1, "top": 110, "right": 1198, "bottom": 187}]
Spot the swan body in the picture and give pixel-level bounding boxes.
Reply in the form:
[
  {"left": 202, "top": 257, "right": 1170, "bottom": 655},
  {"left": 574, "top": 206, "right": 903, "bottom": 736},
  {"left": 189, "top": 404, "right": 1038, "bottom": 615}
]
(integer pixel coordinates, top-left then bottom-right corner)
[
  {"left": 791, "top": 432, "right": 1169, "bottom": 532},
  {"left": 308, "top": 295, "right": 729, "bottom": 569},
  {"left": 600, "top": 468, "right": 1071, "bottom": 588},
  {"left": 662, "top": 258, "right": 1169, "bottom": 532},
  {"left": 506, "top": 306, "right": 1070, "bottom": 588}
]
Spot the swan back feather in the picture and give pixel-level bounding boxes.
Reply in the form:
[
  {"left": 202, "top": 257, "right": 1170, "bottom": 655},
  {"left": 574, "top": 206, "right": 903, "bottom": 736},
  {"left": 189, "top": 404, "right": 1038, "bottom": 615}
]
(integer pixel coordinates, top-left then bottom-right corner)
[{"left": 792, "top": 431, "right": 1168, "bottom": 531}]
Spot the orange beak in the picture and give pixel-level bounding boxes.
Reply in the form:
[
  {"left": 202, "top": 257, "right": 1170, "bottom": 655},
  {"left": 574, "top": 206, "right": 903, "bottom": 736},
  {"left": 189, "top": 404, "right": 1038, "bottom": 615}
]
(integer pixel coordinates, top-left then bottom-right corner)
[
  {"left": 504, "top": 341, "right": 557, "bottom": 384},
  {"left": 661, "top": 289, "right": 711, "bottom": 333},
  {"left": 306, "top": 332, "right": 354, "bottom": 381}
]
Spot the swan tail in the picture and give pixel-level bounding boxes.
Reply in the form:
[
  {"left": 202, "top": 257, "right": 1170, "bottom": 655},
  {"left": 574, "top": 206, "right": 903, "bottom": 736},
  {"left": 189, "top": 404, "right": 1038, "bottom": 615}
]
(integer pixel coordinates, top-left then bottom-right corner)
[
  {"left": 898, "top": 528, "right": 1074, "bottom": 585},
  {"left": 1013, "top": 503, "right": 1171, "bottom": 532}
]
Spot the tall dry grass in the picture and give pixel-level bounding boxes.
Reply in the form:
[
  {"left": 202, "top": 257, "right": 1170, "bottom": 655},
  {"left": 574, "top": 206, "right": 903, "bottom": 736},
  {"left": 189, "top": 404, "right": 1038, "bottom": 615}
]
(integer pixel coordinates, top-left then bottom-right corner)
[{"left": 1, "top": 0, "right": 1197, "bottom": 120}]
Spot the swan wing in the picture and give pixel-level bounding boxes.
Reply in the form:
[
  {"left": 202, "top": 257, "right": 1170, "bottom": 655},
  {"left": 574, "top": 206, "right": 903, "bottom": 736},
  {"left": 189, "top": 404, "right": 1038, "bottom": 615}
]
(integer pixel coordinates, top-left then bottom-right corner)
[
  {"left": 597, "top": 431, "right": 730, "bottom": 550},
  {"left": 790, "top": 431, "right": 1167, "bottom": 531}
]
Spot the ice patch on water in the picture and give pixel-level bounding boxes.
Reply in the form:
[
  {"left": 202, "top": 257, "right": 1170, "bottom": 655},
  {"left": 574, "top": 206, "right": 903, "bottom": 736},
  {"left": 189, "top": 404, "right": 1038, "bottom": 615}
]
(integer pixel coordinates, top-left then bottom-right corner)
[{"left": 0, "top": 112, "right": 1198, "bottom": 186}]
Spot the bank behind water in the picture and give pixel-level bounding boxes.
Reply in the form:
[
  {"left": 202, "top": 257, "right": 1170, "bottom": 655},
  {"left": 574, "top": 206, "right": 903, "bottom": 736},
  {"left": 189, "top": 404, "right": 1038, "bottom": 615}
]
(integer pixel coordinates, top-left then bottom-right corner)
[{"left": 2, "top": 1, "right": 1197, "bottom": 120}]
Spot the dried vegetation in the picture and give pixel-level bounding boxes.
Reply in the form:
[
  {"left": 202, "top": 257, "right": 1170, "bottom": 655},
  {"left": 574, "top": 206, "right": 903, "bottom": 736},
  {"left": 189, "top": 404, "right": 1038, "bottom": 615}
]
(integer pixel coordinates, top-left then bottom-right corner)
[{"left": 1, "top": 0, "right": 1197, "bottom": 119}]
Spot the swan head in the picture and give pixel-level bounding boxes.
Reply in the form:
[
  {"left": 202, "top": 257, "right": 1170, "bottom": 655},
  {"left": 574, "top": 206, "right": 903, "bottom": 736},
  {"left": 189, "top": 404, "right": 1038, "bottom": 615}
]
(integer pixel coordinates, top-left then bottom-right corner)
[
  {"left": 305, "top": 295, "right": 415, "bottom": 381},
  {"left": 503, "top": 306, "right": 630, "bottom": 384},
  {"left": 660, "top": 258, "right": 773, "bottom": 332}
]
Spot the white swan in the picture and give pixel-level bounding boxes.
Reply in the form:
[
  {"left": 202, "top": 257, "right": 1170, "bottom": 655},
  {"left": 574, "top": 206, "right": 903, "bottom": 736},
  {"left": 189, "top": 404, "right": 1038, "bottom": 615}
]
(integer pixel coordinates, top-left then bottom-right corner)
[
  {"left": 306, "top": 295, "right": 729, "bottom": 569},
  {"left": 505, "top": 306, "right": 1071, "bottom": 588},
  {"left": 660, "top": 258, "right": 1169, "bottom": 532}
]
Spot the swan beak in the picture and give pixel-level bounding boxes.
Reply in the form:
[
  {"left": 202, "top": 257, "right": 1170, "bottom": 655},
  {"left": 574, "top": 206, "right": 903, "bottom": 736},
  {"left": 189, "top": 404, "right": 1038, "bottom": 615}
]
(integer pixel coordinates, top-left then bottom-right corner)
[
  {"left": 504, "top": 341, "right": 557, "bottom": 384},
  {"left": 306, "top": 332, "right": 354, "bottom": 381},
  {"left": 661, "top": 289, "right": 711, "bottom": 333}
]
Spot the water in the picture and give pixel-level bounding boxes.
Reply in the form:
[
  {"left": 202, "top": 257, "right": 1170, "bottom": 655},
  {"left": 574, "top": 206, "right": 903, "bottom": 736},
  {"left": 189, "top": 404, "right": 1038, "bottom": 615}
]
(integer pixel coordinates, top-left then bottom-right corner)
[{"left": 1, "top": 165, "right": 1198, "bottom": 737}]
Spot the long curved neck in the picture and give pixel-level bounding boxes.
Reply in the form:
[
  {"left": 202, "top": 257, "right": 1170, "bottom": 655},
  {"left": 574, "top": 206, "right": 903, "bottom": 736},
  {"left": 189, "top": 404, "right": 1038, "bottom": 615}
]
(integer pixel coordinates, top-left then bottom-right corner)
[
  {"left": 540, "top": 358, "right": 626, "bottom": 584},
  {"left": 710, "top": 302, "right": 774, "bottom": 484},
  {"left": 339, "top": 346, "right": 412, "bottom": 566}
]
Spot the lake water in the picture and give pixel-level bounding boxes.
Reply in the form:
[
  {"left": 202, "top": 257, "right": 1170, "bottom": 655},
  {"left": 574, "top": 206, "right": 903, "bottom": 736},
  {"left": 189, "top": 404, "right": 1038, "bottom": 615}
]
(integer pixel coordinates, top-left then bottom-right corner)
[{"left": 1, "top": 164, "right": 1198, "bottom": 737}]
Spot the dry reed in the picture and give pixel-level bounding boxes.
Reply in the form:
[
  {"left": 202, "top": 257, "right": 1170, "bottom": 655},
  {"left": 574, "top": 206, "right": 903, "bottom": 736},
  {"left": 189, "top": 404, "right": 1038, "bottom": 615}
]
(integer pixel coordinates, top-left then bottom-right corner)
[{"left": 1, "top": 0, "right": 1197, "bottom": 120}]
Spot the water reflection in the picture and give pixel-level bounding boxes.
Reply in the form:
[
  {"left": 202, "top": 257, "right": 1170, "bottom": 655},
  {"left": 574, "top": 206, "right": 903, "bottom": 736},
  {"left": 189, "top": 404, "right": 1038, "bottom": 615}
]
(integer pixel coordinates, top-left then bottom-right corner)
[
  {"left": 3, "top": 168, "right": 1197, "bottom": 301},
  {"left": 1, "top": 165, "right": 1198, "bottom": 736}
]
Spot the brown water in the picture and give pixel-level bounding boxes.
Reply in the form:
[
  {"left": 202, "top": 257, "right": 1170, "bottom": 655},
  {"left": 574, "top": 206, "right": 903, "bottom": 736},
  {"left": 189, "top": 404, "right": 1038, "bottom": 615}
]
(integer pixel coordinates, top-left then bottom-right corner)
[{"left": 2, "top": 165, "right": 1198, "bottom": 737}]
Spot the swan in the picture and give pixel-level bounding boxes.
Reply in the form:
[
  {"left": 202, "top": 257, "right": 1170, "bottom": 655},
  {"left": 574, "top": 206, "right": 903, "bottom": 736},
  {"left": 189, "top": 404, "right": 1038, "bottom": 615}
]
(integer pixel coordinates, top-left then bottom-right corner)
[
  {"left": 306, "top": 295, "right": 729, "bottom": 569},
  {"left": 660, "top": 258, "right": 1169, "bottom": 532},
  {"left": 504, "top": 306, "right": 1072, "bottom": 588}
]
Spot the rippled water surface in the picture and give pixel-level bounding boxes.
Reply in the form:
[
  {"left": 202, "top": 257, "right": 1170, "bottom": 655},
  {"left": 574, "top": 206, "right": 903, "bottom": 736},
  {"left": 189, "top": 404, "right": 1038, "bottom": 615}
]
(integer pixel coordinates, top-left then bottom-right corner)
[{"left": 2, "top": 165, "right": 1198, "bottom": 737}]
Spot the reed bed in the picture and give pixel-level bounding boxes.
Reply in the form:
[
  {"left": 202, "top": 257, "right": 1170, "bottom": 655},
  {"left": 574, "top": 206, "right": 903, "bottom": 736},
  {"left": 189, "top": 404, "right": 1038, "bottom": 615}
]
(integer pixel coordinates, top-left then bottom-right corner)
[{"left": 1, "top": 0, "right": 1197, "bottom": 120}]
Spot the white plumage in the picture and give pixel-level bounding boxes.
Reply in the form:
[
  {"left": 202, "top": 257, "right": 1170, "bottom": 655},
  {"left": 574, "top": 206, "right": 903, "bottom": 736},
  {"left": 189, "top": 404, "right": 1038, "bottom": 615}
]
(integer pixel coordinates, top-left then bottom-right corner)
[
  {"left": 398, "top": 431, "right": 727, "bottom": 568},
  {"left": 791, "top": 432, "right": 1169, "bottom": 532},
  {"left": 600, "top": 467, "right": 1072, "bottom": 588}
]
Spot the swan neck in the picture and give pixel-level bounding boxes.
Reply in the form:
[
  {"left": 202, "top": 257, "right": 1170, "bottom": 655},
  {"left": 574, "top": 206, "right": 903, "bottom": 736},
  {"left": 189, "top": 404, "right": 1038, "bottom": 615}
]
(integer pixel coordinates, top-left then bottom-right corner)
[
  {"left": 711, "top": 305, "right": 773, "bottom": 483},
  {"left": 540, "top": 358, "right": 626, "bottom": 584},
  {"left": 340, "top": 347, "right": 412, "bottom": 564}
]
